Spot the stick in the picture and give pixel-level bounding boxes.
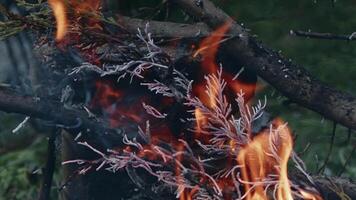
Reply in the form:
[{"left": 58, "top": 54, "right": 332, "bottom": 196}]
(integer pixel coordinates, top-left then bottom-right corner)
[
  {"left": 0, "top": 87, "right": 123, "bottom": 148},
  {"left": 338, "top": 145, "right": 356, "bottom": 176},
  {"left": 38, "top": 129, "right": 59, "bottom": 200},
  {"left": 290, "top": 30, "right": 356, "bottom": 41},
  {"left": 318, "top": 122, "right": 337, "bottom": 174}
]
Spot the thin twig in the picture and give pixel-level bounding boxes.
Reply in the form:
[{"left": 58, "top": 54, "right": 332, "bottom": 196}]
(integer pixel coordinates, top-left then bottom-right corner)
[
  {"left": 338, "top": 145, "right": 356, "bottom": 176},
  {"left": 297, "top": 143, "right": 311, "bottom": 157},
  {"left": 318, "top": 122, "right": 337, "bottom": 174},
  {"left": 38, "top": 129, "right": 60, "bottom": 200},
  {"left": 290, "top": 30, "right": 356, "bottom": 41},
  {"left": 345, "top": 129, "right": 352, "bottom": 144}
]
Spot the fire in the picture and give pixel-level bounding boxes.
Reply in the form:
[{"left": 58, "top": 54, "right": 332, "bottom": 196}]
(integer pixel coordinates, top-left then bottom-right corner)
[
  {"left": 193, "top": 21, "right": 232, "bottom": 74},
  {"left": 237, "top": 119, "right": 293, "bottom": 200},
  {"left": 193, "top": 21, "right": 258, "bottom": 111},
  {"left": 276, "top": 120, "right": 293, "bottom": 200},
  {"left": 48, "top": 0, "right": 68, "bottom": 41},
  {"left": 91, "top": 81, "right": 123, "bottom": 108},
  {"left": 49, "top": 0, "right": 101, "bottom": 41},
  {"left": 222, "top": 72, "right": 260, "bottom": 103},
  {"left": 62, "top": 12, "right": 323, "bottom": 198},
  {"left": 70, "top": 0, "right": 101, "bottom": 14},
  {"left": 194, "top": 21, "right": 232, "bottom": 109}
]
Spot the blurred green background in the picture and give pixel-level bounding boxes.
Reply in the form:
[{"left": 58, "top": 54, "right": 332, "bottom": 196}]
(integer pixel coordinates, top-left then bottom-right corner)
[{"left": 0, "top": 0, "right": 355, "bottom": 199}]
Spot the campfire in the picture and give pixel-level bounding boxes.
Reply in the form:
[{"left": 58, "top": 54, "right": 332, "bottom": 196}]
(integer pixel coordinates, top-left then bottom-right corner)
[
  {"left": 0, "top": 0, "right": 355, "bottom": 199},
  {"left": 47, "top": 1, "right": 323, "bottom": 199}
]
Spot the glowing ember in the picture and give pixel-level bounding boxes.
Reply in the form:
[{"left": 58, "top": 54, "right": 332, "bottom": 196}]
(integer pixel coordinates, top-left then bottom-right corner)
[
  {"left": 48, "top": 0, "right": 68, "bottom": 41},
  {"left": 71, "top": 0, "right": 101, "bottom": 14},
  {"left": 237, "top": 118, "right": 293, "bottom": 200}
]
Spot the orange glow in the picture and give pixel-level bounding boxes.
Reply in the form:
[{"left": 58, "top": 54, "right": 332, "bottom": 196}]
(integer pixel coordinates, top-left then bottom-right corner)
[
  {"left": 222, "top": 72, "right": 261, "bottom": 102},
  {"left": 193, "top": 21, "right": 232, "bottom": 74},
  {"left": 49, "top": 0, "right": 101, "bottom": 42},
  {"left": 78, "top": 16, "right": 320, "bottom": 199},
  {"left": 193, "top": 21, "right": 259, "bottom": 108},
  {"left": 193, "top": 21, "right": 232, "bottom": 109},
  {"left": 176, "top": 143, "right": 187, "bottom": 200},
  {"left": 276, "top": 119, "right": 293, "bottom": 200},
  {"left": 299, "top": 190, "right": 323, "bottom": 200},
  {"left": 195, "top": 108, "right": 207, "bottom": 134},
  {"left": 71, "top": 0, "right": 101, "bottom": 14},
  {"left": 48, "top": 0, "right": 68, "bottom": 41},
  {"left": 237, "top": 118, "right": 294, "bottom": 200},
  {"left": 91, "top": 81, "right": 123, "bottom": 108}
]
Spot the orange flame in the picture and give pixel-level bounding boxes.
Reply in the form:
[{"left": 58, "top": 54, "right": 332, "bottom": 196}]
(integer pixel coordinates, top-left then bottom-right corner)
[
  {"left": 194, "top": 108, "right": 207, "bottom": 134},
  {"left": 299, "top": 189, "right": 323, "bottom": 200},
  {"left": 78, "top": 14, "right": 320, "bottom": 200},
  {"left": 194, "top": 21, "right": 232, "bottom": 74},
  {"left": 48, "top": 0, "right": 68, "bottom": 41},
  {"left": 276, "top": 120, "right": 293, "bottom": 200},
  {"left": 71, "top": 0, "right": 101, "bottom": 14},
  {"left": 222, "top": 72, "right": 261, "bottom": 103},
  {"left": 237, "top": 118, "right": 293, "bottom": 200},
  {"left": 193, "top": 21, "right": 232, "bottom": 109},
  {"left": 48, "top": 0, "right": 101, "bottom": 41}
]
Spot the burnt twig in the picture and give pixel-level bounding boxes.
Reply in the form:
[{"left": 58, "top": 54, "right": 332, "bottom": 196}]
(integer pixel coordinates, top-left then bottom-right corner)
[
  {"left": 290, "top": 30, "right": 356, "bottom": 41},
  {"left": 38, "top": 128, "right": 59, "bottom": 200},
  {"left": 338, "top": 145, "right": 356, "bottom": 177}
]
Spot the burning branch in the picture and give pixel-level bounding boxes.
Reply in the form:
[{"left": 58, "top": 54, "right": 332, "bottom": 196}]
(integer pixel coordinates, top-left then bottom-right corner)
[
  {"left": 3, "top": 2, "right": 356, "bottom": 133},
  {"left": 65, "top": 63, "right": 323, "bottom": 199},
  {"left": 0, "top": 1, "right": 355, "bottom": 200},
  {"left": 170, "top": 0, "right": 356, "bottom": 131}
]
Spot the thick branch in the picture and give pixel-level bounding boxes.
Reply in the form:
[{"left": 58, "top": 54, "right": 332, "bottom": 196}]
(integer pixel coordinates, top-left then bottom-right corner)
[
  {"left": 0, "top": 87, "right": 122, "bottom": 148},
  {"left": 171, "top": 0, "right": 356, "bottom": 130},
  {"left": 118, "top": 16, "right": 210, "bottom": 38}
]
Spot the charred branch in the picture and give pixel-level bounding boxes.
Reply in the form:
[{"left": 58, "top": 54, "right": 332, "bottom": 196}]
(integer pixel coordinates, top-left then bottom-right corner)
[
  {"left": 313, "top": 176, "right": 356, "bottom": 200},
  {"left": 290, "top": 30, "right": 356, "bottom": 41},
  {"left": 170, "top": 0, "right": 356, "bottom": 130},
  {"left": 118, "top": 16, "right": 210, "bottom": 39},
  {"left": 38, "top": 129, "right": 59, "bottom": 200},
  {"left": 0, "top": 87, "right": 123, "bottom": 148}
]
